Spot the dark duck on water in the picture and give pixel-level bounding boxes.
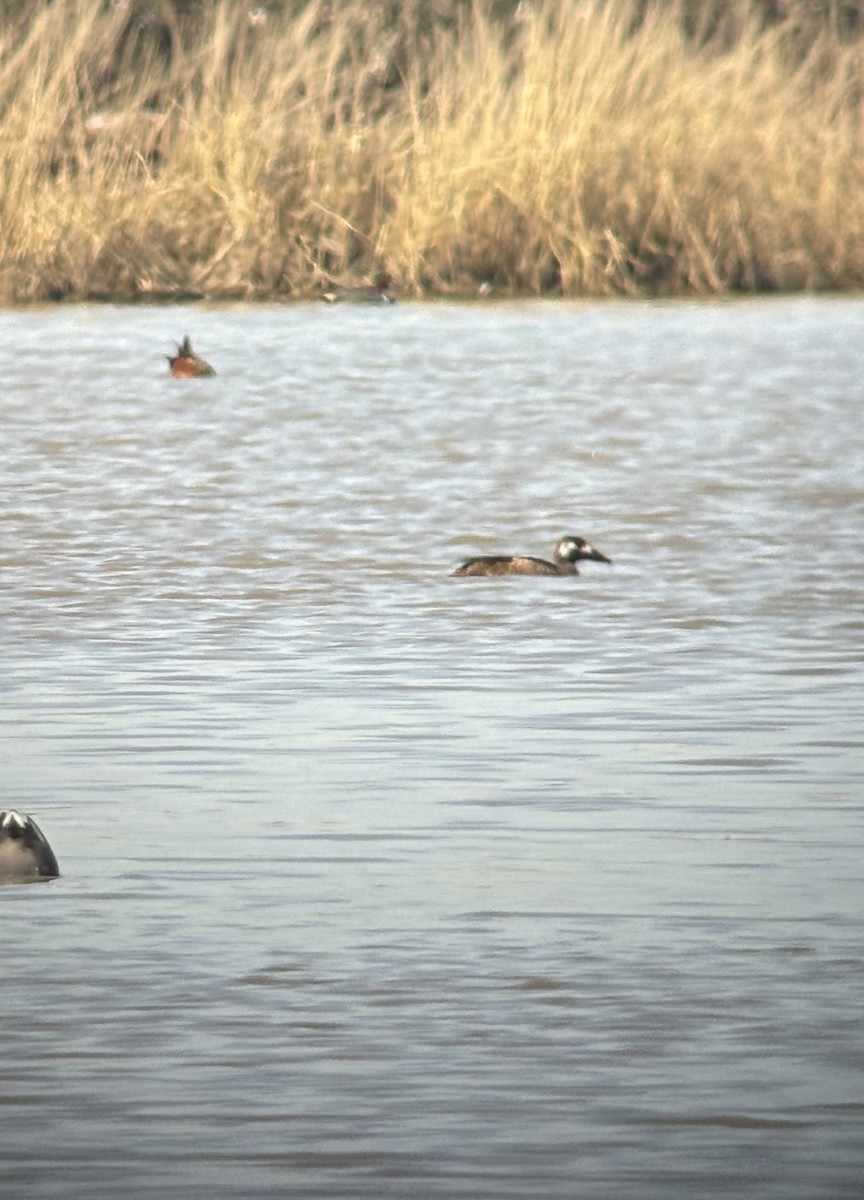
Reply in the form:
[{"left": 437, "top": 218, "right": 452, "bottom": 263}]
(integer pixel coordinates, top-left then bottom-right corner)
[
  {"left": 321, "top": 270, "right": 396, "bottom": 305},
  {"left": 452, "top": 535, "right": 612, "bottom": 577}
]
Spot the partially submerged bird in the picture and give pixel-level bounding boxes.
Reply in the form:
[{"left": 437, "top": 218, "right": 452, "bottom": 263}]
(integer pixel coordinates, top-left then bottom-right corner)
[
  {"left": 452, "top": 535, "right": 612, "bottom": 577},
  {"left": 321, "top": 270, "right": 395, "bottom": 305},
  {"left": 167, "top": 335, "right": 216, "bottom": 377},
  {"left": 0, "top": 810, "right": 60, "bottom": 883}
]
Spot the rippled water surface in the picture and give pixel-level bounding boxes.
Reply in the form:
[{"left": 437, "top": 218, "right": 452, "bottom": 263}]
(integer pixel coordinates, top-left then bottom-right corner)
[{"left": 2, "top": 298, "right": 863, "bottom": 1198}]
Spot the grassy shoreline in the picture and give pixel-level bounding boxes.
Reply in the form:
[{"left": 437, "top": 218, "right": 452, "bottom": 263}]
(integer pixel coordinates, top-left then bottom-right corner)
[{"left": 2, "top": 0, "right": 864, "bottom": 304}]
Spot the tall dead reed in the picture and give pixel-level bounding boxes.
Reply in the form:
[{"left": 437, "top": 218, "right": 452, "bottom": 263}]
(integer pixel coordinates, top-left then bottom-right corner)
[{"left": 1, "top": 0, "right": 863, "bottom": 301}]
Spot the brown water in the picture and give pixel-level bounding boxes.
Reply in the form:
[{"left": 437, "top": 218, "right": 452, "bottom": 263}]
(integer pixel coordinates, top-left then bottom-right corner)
[{"left": 1, "top": 298, "right": 862, "bottom": 1199}]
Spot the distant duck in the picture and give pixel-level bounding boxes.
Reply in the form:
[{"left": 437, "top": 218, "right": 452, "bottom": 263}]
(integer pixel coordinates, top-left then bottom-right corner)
[
  {"left": 0, "top": 811, "right": 60, "bottom": 882},
  {"left": 321, "top": 270, "right": 396, "bottom": 305},
  {"left": 452, "top": 535, "right": 612, "bottom": 577},
  {"left": 167, "top": 335, "right": 216, "bottom": 377}
]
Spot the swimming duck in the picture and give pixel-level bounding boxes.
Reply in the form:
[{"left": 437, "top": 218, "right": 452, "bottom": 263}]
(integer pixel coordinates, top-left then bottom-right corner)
[
  {"left": 452, "top": 535, "right": 612, "bottom": 577},
  {"left": 167, "top": 335, "right": 216, "bottom": 377},
  {"left": 0, "top": 810, "right": 60, "bottom": 882},
  {"left": 321, "top": 270, "right": 395, "bottom": 305}
]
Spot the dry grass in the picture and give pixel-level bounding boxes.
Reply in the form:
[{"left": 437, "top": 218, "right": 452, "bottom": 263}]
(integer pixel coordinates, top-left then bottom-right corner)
[{"left": 1, "top": 0, "right": 864, "bottom": 301}]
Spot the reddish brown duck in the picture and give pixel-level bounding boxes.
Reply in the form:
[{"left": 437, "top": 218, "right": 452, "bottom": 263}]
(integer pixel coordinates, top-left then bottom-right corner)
[{"left": 167, "top": 336, "right": 216, "bottom": 377}]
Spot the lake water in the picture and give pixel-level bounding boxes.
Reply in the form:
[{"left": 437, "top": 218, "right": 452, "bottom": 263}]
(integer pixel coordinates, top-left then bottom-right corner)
[{"left": 1, "top": 296, "right": 862, "bottom": 1199}]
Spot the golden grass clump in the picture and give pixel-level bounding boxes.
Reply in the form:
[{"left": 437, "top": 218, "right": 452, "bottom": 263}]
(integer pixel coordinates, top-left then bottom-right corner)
[{"left": 1, "top": 0, "right": 864, "bottom": 301}]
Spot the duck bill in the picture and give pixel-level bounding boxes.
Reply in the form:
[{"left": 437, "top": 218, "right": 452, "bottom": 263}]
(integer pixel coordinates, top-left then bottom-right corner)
[{"left": 586, "top": 545, "right": 612, "bottom": 564}]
